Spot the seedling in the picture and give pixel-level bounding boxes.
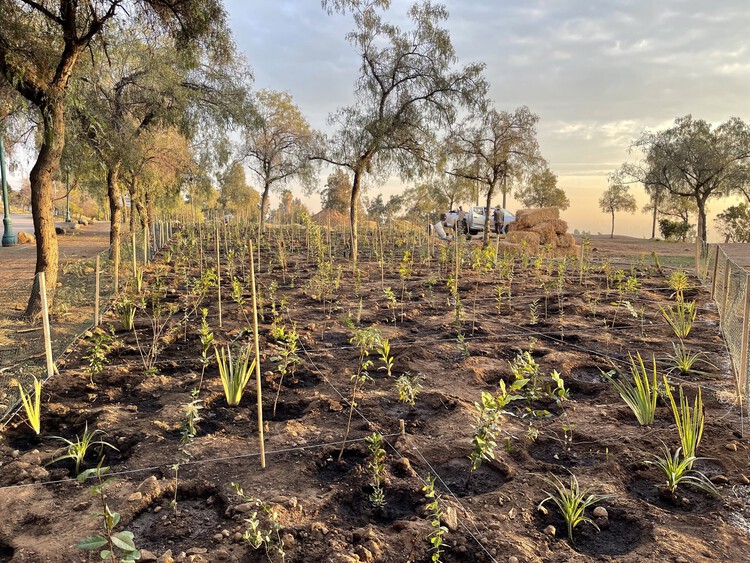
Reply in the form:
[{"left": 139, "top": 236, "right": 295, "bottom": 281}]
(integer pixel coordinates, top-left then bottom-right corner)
[
  {"left": 601, "top": 352, "right": 658, "bottom": 425},
  {"left": 646, "top": 444, "right": 718, "bottom": 497},
  {"left": 339, "top": 326, "right": 381, "bottom": 461},
  {"left": 395, "top": 372, "right": 423, "bottom": 407},
  {"left": 366, "top": 432, "right": 387, "bottom": 509},
  {"left": 50, "top": 422, "right": 118, "bottom": 476},
  {"left": 84, "top": 327, "right": 115, "bottom": 381},
  {"left": 422, "top": 474, "right": 448, "bottom": 562},
  {"left": 15, "top": 375, "right": 42, "bottom": 435},
  {"left": 661, "top": 300, "right": 697, "bottom": 338},
  {"left": 538, "top": 473, "right": 611, "bottom": 542},
  {"left": 215, "top": 345, "right": 257, "bottom": 407},
  {"left": 469, "top": 379, "right": 528, "bottom": 471},
  {"left": 271, "top": 325, "right": 301, "bottom": 416},
  {"left": 663, "top": 378, "right": 704, "bottom": 463},
  {"left": 665, "top": 341, "right": 717, "bottom": 377},
  {"left": 378, "top": 338, "right": 395, "bottom": 377},
  {"left": 231, "top": 483, "right": 286, "bottom": 561},
  {"left": 77, "top": 461, "right": 141, "bottom": 562}
]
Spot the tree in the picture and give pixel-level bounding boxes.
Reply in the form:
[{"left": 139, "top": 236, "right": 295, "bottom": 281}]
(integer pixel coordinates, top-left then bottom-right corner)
[
  {"left": 320, "top": 170, "right": 351, "bottom": 213},
  {"left": 515, "top": 161, "right": 569, "bottom": 210},
  {"left": 0, "top": 0, "right": 231, "bottom": 316},
  {"left": 366, "top": 193, "right": 404, "bottom": 224},
  {"left": 319, "top": 0, "right": 486, "bottom": 265},
  {"left": 599, "top": 173, "right": 637, "bottom": 238},
  {"left": 401, "top": 179, "right": 450, "bottom": 223},
  {"left": 628, "top": 115, "right": 750, "bottom": 242},
  {"left": 444, "top": 106, "right": 540, "bottom": 246},
  {"left": 218, "top": 162, "right": 260, "bottom": 219},
  {"left": 269, "top": 189, "right": 310, "bottom": 225},
  {"left": 716, "top": 203, "right": 750, "bottom": 243},
  {"left": 241, "top": 89, "right": 316, "bottom": 233}
]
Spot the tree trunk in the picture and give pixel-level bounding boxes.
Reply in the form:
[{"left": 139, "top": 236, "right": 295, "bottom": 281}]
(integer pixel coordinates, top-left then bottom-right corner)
[
  {"left": 260, "top": 182, "right": 270, "bottom": 232},
  {"left": 107, "top": 163, "right": 122, "bottom": 279},
  {"left": 697, "top": 199, "right": 707, "bottom": 243},
  {"left": 651, "top": 204, "right": 657, "bottom": 239},
  {"left": 610, "top": 210, "right": 615, "bottom": 238},
  {"left": 350, "top": 167, "right": 363, "bottom": 268},
  {"left": 25, "top": 102, "right": 64, "bottom": 318},
  {"left": 482, "top": 184, "right": 494, "bottom": 247}
]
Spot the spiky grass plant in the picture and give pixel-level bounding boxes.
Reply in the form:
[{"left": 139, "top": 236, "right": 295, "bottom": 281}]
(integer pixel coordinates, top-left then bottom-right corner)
[
  {"left": 538, "top": 473, "right": 611, "bottom": 542},
  {"left": 16, "top": 376, "right": 42, "bottom": 434},
  {"left": 646, "top": 445, "right": 718, "bottom": 497},
  {"left": 51, "top": 422, "right": 118, "bottom": 475},
  {"left": 601, "top": 352, "right": 658, "bottom": 425},
  {"left": 665, "top": 341, "right": 717, "bottom": 377},
  {"left": 660, "top": 300, "right": 697, "bottom": 339},
  {"left": 663, "top": 378, "right": 704, "bottom": 463},
  {"left": 215, "top": 345, "right": 256, "bottom": 407},
  {"left": 667, "top": 269, "right": 690, "bottom": 302}
]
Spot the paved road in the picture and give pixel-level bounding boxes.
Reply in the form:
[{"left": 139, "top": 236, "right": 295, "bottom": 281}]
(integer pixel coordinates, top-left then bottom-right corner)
[{"left": 5, "top": 213, "right": 76, "bottom": 237}]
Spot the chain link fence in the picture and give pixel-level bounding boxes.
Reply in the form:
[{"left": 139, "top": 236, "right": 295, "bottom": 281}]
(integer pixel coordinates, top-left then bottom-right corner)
[
  {"left": 0, "top": 223, "right": 173, "bottom": 424},
  {"left": 697, "top": 243, "right": 750, "bottom": 415}
]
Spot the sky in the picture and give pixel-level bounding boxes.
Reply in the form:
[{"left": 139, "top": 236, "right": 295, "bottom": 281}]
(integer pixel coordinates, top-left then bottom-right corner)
[{"left": 224, "top": 0, "right": 750, "bottom": 241}]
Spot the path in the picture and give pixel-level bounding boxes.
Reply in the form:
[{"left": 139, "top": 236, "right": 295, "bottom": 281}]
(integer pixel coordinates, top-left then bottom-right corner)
[{"left": 0, "top": 219, "right": 111, "bottom": 287}]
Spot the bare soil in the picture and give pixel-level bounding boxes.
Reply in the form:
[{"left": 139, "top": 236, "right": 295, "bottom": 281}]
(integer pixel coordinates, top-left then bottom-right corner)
[{"left": 0, "top": 229, "right": 748, "bottom": 563}]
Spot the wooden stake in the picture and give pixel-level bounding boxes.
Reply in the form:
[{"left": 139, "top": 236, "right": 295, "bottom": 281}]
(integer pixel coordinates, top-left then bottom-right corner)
[
  {"left": 216, "top": 224, "right": 222, "bottom": 329},
  {"left": 399, "top": 419, "right": 405, "bottom": 437},
  {"left": 131, "top": 230, "right": 137, "bottom": 279},
  {"left": 249, "top": 239, "right": 266, "bottom": 468},
  {"left": 113, "top": 236, "right": 120, "bottom": 293},
  {"left": 721, "top": 262, "right": 732, "bottom": 327},
  {"left": 94, "top": 254, "right": 101, "bottom": 327},
  {"left": 39, "top": 272, "right": 54, "bottom": 379}
]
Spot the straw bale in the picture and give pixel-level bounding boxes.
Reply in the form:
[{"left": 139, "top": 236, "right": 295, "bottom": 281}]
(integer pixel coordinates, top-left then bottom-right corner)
[
  {"left": 557, "top": 233, "right": 576, "bottom": 248},
  {"left": 514, "top": 207, "right": 560, "bottom": 229},
  {"left": 550, "top": 218, "right": 569, "bottom": 235},
  {"left": 506, "top": 231, "right": 541, "bottom": 247},
  {"left": 530, "top": 222, "right": 558, "bottom": 245}
]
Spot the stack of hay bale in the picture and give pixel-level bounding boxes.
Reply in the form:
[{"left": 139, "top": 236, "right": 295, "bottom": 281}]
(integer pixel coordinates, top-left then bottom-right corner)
[{"left": 502, "top": 207, "right": 577, "bottom": 256}]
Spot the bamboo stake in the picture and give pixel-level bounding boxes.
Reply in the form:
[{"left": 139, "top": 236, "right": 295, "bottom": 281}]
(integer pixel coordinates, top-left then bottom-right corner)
[
  {"left": 249, "top": 239, "right": 266, "bottom": 468},
  {"left": 94, "top": 255, "right": 101, "bottom": 327},
  {"left": 131, "top": 230, "right": 137, "bottom": 280},
  {"left": 216, "top": 224, "right": 222, "bottom": 329},
  {"left": 39, "top": 273, "right": 54, "bottom": 379}
]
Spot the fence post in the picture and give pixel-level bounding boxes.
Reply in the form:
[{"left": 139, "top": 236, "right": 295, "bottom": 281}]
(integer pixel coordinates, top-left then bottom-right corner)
[
  {"left": 94, "top": 254, "right": 101, "bottom": 327},
  {"left": 38, "top": 272, "right": 54, "bottom": 379},
  {"left": 739, "top": 273, "right": 750, "bottom": 407},
  {"left": 710, "top": 245, "right": 720, "bottom": 300},
  {"left": 143, "top": 228, "right": 149, "bottom": 265}
]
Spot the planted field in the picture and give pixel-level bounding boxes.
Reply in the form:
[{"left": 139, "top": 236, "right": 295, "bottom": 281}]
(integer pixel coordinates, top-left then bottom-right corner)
[{"left": 1, "top": 225, "right": 748, "bottom": 562}]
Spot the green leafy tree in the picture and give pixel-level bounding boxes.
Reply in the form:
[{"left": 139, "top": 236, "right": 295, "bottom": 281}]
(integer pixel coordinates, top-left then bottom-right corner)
[
  {"left": 320, "top": 169, "right": 352, "bottom": 213},
  {"left": 716, "top": 203, "right": 750, "bottom": 243},
  {"left": 319, "top": 0, "right": 486, "bottom": 266},
  {"left": 599, "top": 172, "right": 637, "bottom": 238},
  {"left": 240, "top": 89, "right": 316, "bottom": 232},
  {"left": 0, "top": 0, "right": 232, "bottom": 316},
  {"left": 627, "top": 115, "right": 750, "bottom": 242},
  {"left": 218, "top": 162, "right": 260, "bottom": 218},
  {"left": 445, "top": 106, "right": 541, "bottom": 246},
  {"left": 515, "top": 161, "right": 569, "bottom": 210}
]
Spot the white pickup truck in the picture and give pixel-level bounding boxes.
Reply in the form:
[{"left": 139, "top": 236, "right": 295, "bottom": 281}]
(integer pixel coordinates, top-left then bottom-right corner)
[{"left": 442, "top": 206, "right": 515, "bottom": 235}]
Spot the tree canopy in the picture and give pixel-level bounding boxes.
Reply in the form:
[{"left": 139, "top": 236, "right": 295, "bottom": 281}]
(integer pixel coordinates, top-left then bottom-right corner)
[
  {"left": 626, "top": 115, "right": 750, "bottom": 241},
  {"left": 599, "top": 172, "right": 637, "bottom": 238},
  {"left": 319, "top": 0, "right": 486, "bottom": 263},
  {"left": 515, "top": 162, "right": 569, "bottom": 210},
  {"left": 443, "top": 106, "right": 540, "bottom": 245}
]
